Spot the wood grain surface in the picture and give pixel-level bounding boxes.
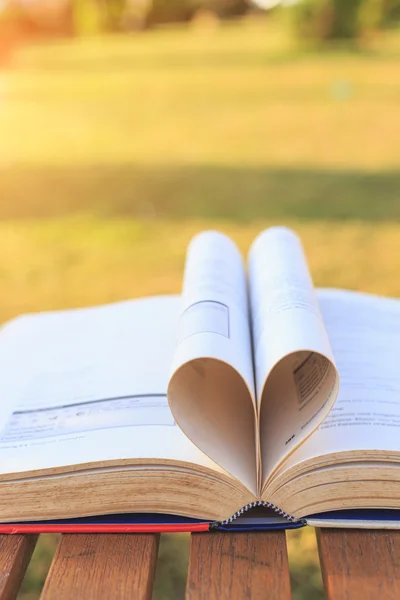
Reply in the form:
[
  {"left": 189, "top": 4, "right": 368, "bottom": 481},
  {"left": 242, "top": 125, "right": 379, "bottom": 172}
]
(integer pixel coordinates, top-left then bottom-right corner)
[
  {"left": 317, "top": 528, "right": 400, "bottom": 600},
  {"left": 40, "top": 533, "right": 159, "bottom": 600},
  {"left": 0, "top": 535, "right": 38, "bottom": 600},
  {"left": 186, "top": 531, "right": 292, "bottom": 600}
]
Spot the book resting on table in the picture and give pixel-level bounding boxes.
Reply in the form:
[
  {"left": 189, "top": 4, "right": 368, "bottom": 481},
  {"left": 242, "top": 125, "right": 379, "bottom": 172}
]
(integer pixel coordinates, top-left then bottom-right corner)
[{"left": 0, "top": 227, "right": 399, "bottom": 533}]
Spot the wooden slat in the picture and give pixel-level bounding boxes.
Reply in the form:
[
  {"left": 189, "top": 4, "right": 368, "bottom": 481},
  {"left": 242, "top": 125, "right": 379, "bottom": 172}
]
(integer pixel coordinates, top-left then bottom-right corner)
[
  {"left": 40, "top": 533, "right": 159, "bottom": 600},
  {"left": 0, "top": 534, "right": 38, "bottom": 600},
  {"left": 317, "top": 528, "right": 400, "bottom": 600},
  {"left": 186, "top": 531, "right": 292, "bottom": 600}
]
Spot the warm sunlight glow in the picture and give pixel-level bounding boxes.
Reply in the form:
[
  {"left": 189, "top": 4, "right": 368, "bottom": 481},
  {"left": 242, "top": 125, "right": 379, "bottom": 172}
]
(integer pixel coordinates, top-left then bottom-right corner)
[
  {"left": 0, "top": 77, "right": 4, "bottom": 106},
  {"left": 252, "top": 0, "right": 299, "bottom": 7},
  {"left": 252, "top": 0, "right": 281, "bottom": 8}
]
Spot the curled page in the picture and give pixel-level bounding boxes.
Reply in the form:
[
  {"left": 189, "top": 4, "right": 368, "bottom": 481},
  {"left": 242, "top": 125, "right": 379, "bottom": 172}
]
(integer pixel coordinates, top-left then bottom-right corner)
[
  {"left": 248, "top": 227, "right": 339, "bottom": 484},
  {"left": 168, "top": 231, "right": 258, "bottom": 494},
  {"left": 275, "top": 289, "right": 400, "bottom": 471}
]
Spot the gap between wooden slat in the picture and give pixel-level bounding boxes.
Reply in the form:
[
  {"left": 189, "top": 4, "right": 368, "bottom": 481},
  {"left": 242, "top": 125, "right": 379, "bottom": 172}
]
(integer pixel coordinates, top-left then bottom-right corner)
[
  {"left": 40, "top": 533, "right": 159, "bottom": 600},
  {"left": 285, "top": 526, "right": 324, "bottom": 599},
  {"left": 317, "top": 528, "right": 400, "bottom": 600},
  {"left": 0, "top": 535, "right": 38, "bottom": 600},
  {"left": 186, "top": 531, "right": 292, "bottom": 600}
]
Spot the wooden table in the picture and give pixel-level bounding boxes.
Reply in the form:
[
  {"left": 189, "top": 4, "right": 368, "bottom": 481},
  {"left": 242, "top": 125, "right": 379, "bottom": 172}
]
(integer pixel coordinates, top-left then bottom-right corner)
[{"left": 1, "top": 528, "right": 399, "bottom": 599}]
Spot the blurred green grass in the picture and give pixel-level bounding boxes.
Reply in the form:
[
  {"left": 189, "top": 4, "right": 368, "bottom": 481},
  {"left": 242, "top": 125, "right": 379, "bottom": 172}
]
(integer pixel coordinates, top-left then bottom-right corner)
[
  {"left": 1, "top": 19, "right": 400, "bottom": 221},
  {"left": 1, "top": 15, "right": 398, "bottom": 600}
]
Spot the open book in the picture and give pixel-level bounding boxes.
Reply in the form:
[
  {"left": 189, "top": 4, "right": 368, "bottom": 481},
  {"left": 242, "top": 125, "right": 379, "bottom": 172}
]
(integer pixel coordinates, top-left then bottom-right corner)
[{"left": 0, "top": 227, "right": 399, "bottom": 534}]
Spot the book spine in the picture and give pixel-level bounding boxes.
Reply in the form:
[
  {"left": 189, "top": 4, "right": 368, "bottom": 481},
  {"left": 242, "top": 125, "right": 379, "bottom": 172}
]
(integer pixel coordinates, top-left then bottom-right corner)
[{"left": 211, "top": 500, "right": 306, "bottom": 528}]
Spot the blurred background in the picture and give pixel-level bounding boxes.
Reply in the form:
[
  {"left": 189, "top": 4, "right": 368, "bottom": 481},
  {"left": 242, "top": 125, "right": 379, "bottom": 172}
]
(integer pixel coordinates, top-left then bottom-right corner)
[{"left": 0, "top": 0, "right": 399, "bottom": 598}]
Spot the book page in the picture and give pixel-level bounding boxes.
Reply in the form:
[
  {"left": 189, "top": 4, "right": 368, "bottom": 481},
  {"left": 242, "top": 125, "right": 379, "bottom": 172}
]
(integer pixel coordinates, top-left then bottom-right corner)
[
  {"left": 168, "top": 231, "right": 258, "bottom": 494},
  {"left": 0, "top": 296, "right": 219, "bottom": 477},
  {"left": 271, "top": 289, "right": 400, "bottom": 476},
  {"left": 248, "top": 228, "right": 339, "bottom": 484}
]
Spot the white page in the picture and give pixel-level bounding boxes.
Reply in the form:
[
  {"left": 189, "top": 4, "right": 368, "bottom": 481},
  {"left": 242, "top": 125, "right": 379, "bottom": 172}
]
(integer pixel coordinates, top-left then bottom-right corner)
[
  {"left": 168, "top": 231, "right": 257, "bottom": 494},
  {"left": 274, "top": 289, "right": 400, "bottom": 474},
  {"left": 248, "top": 228, "right": 339, "bottom": 481},
  {"left": 0, "top": 296, "right": 219, "bottom": 476},
  {"left": 172, "top": 231, "right": 254, "bottom": 394}
]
